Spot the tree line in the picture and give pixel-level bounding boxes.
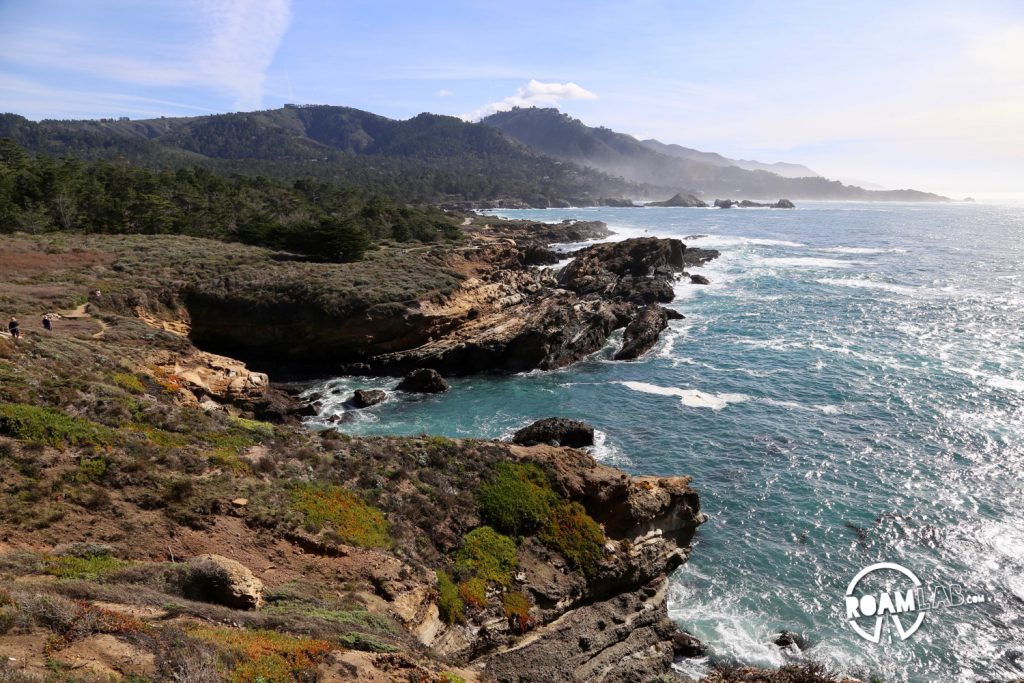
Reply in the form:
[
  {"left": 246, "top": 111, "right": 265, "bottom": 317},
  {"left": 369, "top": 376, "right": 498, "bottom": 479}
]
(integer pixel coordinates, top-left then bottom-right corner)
[{"left": 0, "top": 140, "right": 461, "bottom": 262}]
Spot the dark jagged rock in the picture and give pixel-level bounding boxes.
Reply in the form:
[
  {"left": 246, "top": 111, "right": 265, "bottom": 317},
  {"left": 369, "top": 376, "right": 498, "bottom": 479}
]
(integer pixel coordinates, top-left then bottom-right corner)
[
  {"left": 773, "top": 630, "right": 809, "bottom": 650},
  {"left": 350, "top": 389, "right": 386, "bottom": 408},
  {"left": 738, "top": 199, "right": 767, "bottom": 207},
  {"left": 682, "top": 247, "right": 720, "bottom": 266},
  {"left": 672, "top": 631, "right": 707, "bottom": 658},
  {"left": 664, "top": 308, "right": 685, "bottom": 320},
  {"left": 690, "top": 274, "right": 710, "bottom": 285},
  {"left": 614, "top": 304, "right": 669, "bottom": 360},
  {"left": 521, "top": 244, "right": 561, "bottom": 266},
  {"left": 512, "top": 417, "right": 595, "bottom": 447},
  {"left": 771, "top": 198, "right": 796, "bottom": 208},
  {"left": 648, "top": 192, "right": 707, "bottom": 208},
  {"left": 714, "top": 199, "right": 737, "bottom": 208},
  {"left": 559, "top": 237, "right": 686, "bottom": 305},
  {"left": 396, "top": 368, "right": 449, "bottom": 393}
]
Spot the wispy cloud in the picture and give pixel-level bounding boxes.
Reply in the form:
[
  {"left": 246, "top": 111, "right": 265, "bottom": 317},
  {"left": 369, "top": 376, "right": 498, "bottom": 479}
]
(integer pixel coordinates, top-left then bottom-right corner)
[
  {"left": 462, "top": 79, "right": 597, "bottom": 120},
  {"left": 436, "top": 88, "right": 453, "bottom": 97},
  {"left": 0, "top": 0, "right": 293, "bottom": 112}
]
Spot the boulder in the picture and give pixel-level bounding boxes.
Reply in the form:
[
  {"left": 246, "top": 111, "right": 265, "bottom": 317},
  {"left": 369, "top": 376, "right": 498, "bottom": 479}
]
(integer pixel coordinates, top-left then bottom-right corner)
[
  {"left": 513, "top": 417, "right": 595, "bottom": 447},
  {"left": 648, "top": 192, "right": 707, "bottom": 208},
  {"left": 689, "top": 274, "right": 711, "bottom": 285},
  {"left": 614, "top": 305, "right": 669, "bottom": 361},
  {"left": 771, "top": 198, "right": 796, "bottom": 209},
  {"left": 350, "top": 389, "right": 386, "bottom": 408},
  {"left": 185, "top": 554, "right": 264, "bottom": 610},
  {"left": 521, "top": 245, "right": 560, "bottom": 266},
  {"left": 397, "top": 368, "right": 450, "bottom": 393},
  {"left": 713, "top": 199, "right": 737, "bottom": 209},
  {"left": 773, "top": 631, "right": 808, "bottom": 650},
  {"left": 672, "top": 631, "right": 707, "bottom": 658}
]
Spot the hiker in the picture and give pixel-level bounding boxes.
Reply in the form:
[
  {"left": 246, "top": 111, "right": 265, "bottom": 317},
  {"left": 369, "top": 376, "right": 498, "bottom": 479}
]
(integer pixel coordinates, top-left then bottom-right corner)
[
  {"left": 8, "top": 317, "right": 19, "bottom": 339},
  {"left": 42, "top": 316, "right": 52, "bottom": 331}
]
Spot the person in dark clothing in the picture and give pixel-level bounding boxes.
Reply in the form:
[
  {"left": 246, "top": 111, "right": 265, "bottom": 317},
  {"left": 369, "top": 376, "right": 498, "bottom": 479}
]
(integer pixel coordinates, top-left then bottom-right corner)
[
  {"left": 8, "top": 317, "right": 19, "bottom": 338},
  {"left": 42, "top": 316, "right": 52, "bottom": 331}
]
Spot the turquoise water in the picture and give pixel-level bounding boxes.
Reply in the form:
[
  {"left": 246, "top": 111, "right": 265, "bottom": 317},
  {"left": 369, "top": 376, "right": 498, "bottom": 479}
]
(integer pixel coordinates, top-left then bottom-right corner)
[{"left": 306, "top": 203, "right": 1024, "bottom": 682}]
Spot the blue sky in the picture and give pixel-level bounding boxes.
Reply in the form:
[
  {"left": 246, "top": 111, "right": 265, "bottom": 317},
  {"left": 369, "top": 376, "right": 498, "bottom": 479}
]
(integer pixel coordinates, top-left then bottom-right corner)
[{"left": 1, "top": 0, "right": 1022, "bottom": 196}]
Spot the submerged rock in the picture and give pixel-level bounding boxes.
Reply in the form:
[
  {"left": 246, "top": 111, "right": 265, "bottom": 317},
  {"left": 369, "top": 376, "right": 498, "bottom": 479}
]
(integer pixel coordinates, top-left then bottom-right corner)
[
  {"left": 672, "top": 631, "right": 707, "bottom": 657},
  {"left": 350, "top": 389, "right": 386, "bottom": 408},
  {"left": 513, "top": 417, "right": 595, "bottom": 447},
  {"left": 773, "top": 630, "right": 809, "bottom": 650},
  {"left": 614, "top": 304, "right": 669, "bottom": 361},
  {"left": 397, "top": 368, "right": 450, "bottom": 393}
]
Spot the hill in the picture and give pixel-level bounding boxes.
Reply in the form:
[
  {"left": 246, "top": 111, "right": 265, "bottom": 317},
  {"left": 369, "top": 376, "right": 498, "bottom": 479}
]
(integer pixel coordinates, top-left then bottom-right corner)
[
  {"left": 0, "top": 106, "right": 651, "bottom": 206},
  {"left": 639, "top": 138, "right": 818, "bottom": 178},
  {"left": 481, "top": 108, "right": 948, "bottom": 201}
]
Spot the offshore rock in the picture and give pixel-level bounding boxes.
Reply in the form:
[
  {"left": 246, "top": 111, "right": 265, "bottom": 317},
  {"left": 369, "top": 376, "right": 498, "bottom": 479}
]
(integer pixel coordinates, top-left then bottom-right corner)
[
  {"left": 648, "top": 192, "right": 707, "bottom": 208},
  {"left": 397, "top": 368, "right": 450, "bottom": 393},
  {"left": 350, "top": 389, "right": 386, "bottom": 407},
  {"left": 690, "top": 274, "right": 711, "bottom": 285},
  {"left": 673, "top": 630, "right": 707, "bottom": 657},
  {"left": 512, "top": 417, "right": 595, "bottom": 447},
  {"left": 559, "top": 237, "right": 686, "bottom": 305},
  {"left": 614, "top": 304, "right": 669, "bottom": 360}
]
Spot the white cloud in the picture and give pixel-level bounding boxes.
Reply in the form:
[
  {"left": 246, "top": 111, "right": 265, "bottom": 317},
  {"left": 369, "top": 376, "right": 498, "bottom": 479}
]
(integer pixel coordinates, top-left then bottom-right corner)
[
  {"left": 436, "top": 88, "right": 453, "bottom": 97},
  {"left": 192, "top": 0, "right": 293, "bottom": 109},
  {"left": 462, "top": 79, "right": 597, "bottom": 120},
  {"left": 0, "top": 0, "right": 293, "bottom": 112}
]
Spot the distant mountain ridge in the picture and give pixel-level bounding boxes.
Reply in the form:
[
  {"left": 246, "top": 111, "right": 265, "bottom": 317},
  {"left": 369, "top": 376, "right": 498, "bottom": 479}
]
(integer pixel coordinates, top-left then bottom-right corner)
[
  {"left": 481, "top": 107, "right": 947, "bottom": 201},
  {"left": 0, "top": 104, "right": 948, "bottom": 204},
  {"left": 0, "top": 106, "right": 649, "bottom": 206},
  {"left": 639, "top": 138, "right": 818, "bottom": 179}
]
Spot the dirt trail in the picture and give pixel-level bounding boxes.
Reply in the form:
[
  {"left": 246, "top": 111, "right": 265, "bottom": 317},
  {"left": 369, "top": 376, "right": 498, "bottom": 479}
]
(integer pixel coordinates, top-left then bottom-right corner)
[{"left": 56, "top": 302, "right": 108, "bottom": 339}]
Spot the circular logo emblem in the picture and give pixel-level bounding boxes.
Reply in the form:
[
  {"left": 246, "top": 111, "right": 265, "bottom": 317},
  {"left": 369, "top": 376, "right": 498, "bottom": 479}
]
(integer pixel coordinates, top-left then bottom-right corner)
[{"left": 845, "top": 562, "right": 925, "bottom": 643}]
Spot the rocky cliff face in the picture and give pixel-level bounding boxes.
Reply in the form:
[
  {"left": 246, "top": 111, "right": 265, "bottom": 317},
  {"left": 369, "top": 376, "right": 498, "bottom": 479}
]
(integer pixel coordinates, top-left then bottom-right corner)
[
  {"left": 182, "top": 221, "right": 718, "bottom": 377},
  {"left": 422, "top": 445, "right": 706, "bottom": 682}
]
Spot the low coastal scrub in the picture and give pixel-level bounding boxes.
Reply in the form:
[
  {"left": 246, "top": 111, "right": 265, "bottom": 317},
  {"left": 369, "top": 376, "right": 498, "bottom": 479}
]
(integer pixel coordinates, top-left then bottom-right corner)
[
  {"left": 43, "top": 553, "right": 130, "bottom": 580},
  {"left": 454, "top": 526, "right": 517, "bottom": 585},
  {"left": 436, "top": 571, "right": 464, "bottom": 625},
  {"left": 501, "top": 591, "right": 534, "bottom": 633},
  {"left": 0, "top": 403, "right": 115, "bottom": 450},
  {"left": 290, "top": 483, "right": 392, "bottom": 549},
  {"left": 478, "top": 461, "right": 604, "bottom": 574},
  {"left": 188, "top": 626, "right": 332, "bottom": 683}
]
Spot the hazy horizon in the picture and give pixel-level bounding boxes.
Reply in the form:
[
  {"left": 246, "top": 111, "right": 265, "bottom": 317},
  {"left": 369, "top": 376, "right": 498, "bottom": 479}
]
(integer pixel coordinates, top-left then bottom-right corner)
[{"left": 1, "top": 0, "right": 1022, "bottom": 198}]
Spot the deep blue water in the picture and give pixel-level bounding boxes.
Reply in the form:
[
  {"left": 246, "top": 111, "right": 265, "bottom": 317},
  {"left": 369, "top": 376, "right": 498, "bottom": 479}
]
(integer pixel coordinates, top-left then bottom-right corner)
[{"left": 306, "top": 202, "right": 1024, "bottom": 682}]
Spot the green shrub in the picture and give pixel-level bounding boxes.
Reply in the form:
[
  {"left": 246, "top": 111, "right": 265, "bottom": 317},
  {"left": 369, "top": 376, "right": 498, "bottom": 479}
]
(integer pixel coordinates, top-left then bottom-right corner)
[
  {"left": 455, "top": 527, "right": 517, "bottom": 585},
  {"left": 43, "top": 554, "right": 131, "bottom": 580},
  {"left": 457, "top": 578, "right": 488, "bottom": 609},
  {"left": 478, "top": 462, "right": 555, "bottom": 536},
  {"left": 75, "top": 457, "right": 108, "bottom": 483},
  {"left": 539, "top": 501, "right": 605, "bottom": 576},
  {"left": 439, "top": 674, "right": 467, "bottom": 683},
  {"left": 111, "top": 372, "right": 146, "bottom": 394},
  {"left": 436, "top": 571, "right": 464, "bottom": 625},
  {"left": 228, "top": 416, "right": 275, "bottom": 439},
  {"left": 0, "top": 403, "right": 115, "bottom": 449},
  {"left": 290, "top": 483, "right": 391, "bottom": 549}
]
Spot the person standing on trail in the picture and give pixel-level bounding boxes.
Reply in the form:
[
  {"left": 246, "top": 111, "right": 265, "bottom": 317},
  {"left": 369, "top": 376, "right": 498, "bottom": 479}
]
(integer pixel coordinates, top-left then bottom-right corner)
[
  {"left": 42, "top": 316, "right": 52, "bottom": 331},
  {"left": 8, "top": 317, "right": 19, "bottom": 339}
]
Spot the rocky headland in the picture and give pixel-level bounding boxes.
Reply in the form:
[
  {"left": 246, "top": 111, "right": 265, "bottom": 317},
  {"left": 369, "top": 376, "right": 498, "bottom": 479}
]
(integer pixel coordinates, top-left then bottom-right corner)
[{"left": 0, "top": 222, "right": 853, "bottom": 682}]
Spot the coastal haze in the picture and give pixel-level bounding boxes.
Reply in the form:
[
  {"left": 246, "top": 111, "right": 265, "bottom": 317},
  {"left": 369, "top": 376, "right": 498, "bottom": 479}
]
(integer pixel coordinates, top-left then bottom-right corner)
[{"left": 1, "top": 1, "right": 1022, "bottom": 682}]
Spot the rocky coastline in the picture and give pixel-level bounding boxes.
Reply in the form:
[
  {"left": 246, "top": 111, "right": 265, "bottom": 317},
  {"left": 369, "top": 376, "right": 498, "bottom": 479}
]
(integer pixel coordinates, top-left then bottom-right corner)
[{"left": 0, "top": 220, "right": 855, "bottom": 681}]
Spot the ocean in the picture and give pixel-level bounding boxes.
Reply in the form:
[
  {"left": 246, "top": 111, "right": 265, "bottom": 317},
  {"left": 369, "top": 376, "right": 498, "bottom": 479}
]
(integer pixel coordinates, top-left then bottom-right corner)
[{"left": 304, "top": 202, "right": 1024, "bottom": 682}]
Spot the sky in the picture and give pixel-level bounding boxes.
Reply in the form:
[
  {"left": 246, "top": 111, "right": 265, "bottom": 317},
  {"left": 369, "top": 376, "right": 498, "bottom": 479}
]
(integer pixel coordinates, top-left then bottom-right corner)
[{"left": 1, "top": 0, "right": 1023, "bottom": 197}]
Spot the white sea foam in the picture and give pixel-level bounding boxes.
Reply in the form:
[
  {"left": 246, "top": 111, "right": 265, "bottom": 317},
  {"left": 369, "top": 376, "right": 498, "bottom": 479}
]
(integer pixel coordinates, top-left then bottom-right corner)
[
  {"left": 619, "top": 381, "right": 748, "bottom": 409},
  {"left": 761, "top": 257, "right": 857, "bottom": 268},
  {"left": 588, "top": 429, "right": 633, "bottom": 467},
  {"left": 685, "top": 234, "right": 806, "bottom": 248},
  {"left": 820, "top": 246, "right": 908, "bottom": 254},
  {"left": 816, "top": 278, "right": 920, "bottom": 295}
]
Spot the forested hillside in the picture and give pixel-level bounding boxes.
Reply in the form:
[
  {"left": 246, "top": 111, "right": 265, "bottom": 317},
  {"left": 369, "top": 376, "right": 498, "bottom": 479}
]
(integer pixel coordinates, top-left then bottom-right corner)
[
  {"left": 0, "top": 106, "right": 650, "bottom": 205},
  {"left": 0, "top": 140, "right": 460, "bottom": 262}
]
